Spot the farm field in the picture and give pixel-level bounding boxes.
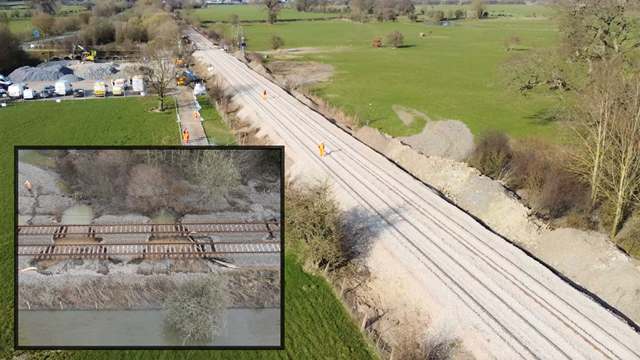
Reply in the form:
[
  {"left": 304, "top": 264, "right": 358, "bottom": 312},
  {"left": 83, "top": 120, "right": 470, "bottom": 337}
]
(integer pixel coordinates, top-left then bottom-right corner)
[
  {"left": 6, "top": 18, "right": 31, "bottom": 34},
  {"left": 218, "top": 17, "right": 559, "bottom": 138},
  {"left": 193, "top": 5, "right": 343, "bottom": 22}
]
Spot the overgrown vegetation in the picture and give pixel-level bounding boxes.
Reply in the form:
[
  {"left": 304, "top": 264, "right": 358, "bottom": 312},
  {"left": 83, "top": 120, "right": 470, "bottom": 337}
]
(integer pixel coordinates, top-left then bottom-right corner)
[
  {"left": 55, "top": 149, "right": 277, "bottom": 214},
  {"left": 496, "top": 0, "right": 640, "bottom": 240},
  {"left": 285, "top": 181, "right": 348, "bottom": 271},
  {"left": 163, "top": 275, "right": 231, "bottom": 345}
]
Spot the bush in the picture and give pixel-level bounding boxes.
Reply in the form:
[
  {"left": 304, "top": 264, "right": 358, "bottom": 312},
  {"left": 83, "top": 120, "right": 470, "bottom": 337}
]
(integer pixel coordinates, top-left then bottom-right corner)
[
  {"left": 468, "top": 131, "right": 513, "bottom": 179},
  {"left": 268, "top": 34, "right": 284, "bottom": 50},
  {"left": 387, "top": 30, "right": 404, "bottom": 48},
  {"left": 285, "top": 181, "right": 347, "bottom": 270},
  {"left": 395, "top": 329, "right": 458, "bottom": 360},
  {"left": 247, "top": 51, "right": 264, "bottom": 65},
  {"left": 163, "top": 275, "right": 230, "bottom": 345},
  {"left": 535, "top": 170, "right": 589, "bottom": 218},
  {"left": 565, "top": 209, "right": 598, "bottom": 231},
  {"left": 267, "top": 10, "right": 277, "bottom": 24},
  {"left": 408, "top": 13, "right": 418, "bottom": 22},
  {"left": 506, "top": 137, "right": 554, "bottom": 191}
]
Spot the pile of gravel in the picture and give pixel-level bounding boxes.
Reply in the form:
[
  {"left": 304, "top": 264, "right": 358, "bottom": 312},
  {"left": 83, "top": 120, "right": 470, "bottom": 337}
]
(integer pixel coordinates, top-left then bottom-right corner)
[
  {"left": 73, "top": 64, "right": 117, "bottom": 80},
  {"left": 59, "top": 74, "right": 82, "bottom": 82},
  {"left": 9, "top": 64, "right": 73, "bottom": 82}
]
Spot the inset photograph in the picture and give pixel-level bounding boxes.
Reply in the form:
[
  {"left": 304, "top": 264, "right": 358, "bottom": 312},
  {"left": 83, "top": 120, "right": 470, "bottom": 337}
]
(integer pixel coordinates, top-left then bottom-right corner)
[{"left": 16, "top": 148, "right": 282, "bottom": 348}]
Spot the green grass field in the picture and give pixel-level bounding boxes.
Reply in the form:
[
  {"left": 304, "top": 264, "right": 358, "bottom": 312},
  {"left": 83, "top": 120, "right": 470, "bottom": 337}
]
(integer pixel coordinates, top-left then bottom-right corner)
[
  {"left": 6, "top": 18, "right": 31, "bottom": 35},
  {"left": 193, "top": 5, "right": 343, "bottom": 22},
  {"left": 196, "top": 96, "right": 238, "bottom": 145},
  {"left": 221, "top": 18, "right": 558, "bottom": 138}
]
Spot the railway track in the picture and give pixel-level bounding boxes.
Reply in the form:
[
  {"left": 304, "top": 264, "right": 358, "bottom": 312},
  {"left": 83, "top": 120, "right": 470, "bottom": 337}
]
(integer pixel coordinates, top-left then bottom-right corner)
[
  {"left": 17, "top": 240, "right": 281, "bottom": 259},
  {"left": 188, "top": 29, "right": 640, "bottom": 359},
  {"left": 17, "top": 221, "right": 280, "bottom": 238}
]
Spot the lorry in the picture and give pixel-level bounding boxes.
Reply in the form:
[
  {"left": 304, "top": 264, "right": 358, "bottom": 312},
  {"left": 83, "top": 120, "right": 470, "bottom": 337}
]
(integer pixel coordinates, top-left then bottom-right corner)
[
  {"left": 132, "top": 75, "right": 144, "bottom": 93},
  {"left": 94, "top": 82, "right": 106, "bottom": 97},
  {"left": 55, "top": 80, "right": 72, "bottom": 96},
  {"left": 8, "top": 83, "right": 26, "bottom": 98}
]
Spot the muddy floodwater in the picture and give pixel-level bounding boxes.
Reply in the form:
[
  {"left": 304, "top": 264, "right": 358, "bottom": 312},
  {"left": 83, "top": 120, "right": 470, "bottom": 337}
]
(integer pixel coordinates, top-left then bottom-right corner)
[
  {"left": 60, "top": 204, "right": 94, "bottom": 225},
  {"left": 18, "top": 308, "right": 281, "bottom": 347},
  {"left": 18, "top": 215, "right": 31, "bottom": 225},
  {"left": 150, "top": 208, "right": 180, "bottom": 223}
]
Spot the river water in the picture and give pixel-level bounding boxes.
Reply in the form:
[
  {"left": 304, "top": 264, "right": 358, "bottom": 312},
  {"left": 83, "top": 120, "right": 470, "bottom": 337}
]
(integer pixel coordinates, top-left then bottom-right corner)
[{"left": 18, "top": 308, "right": 281, "bottom": 347}]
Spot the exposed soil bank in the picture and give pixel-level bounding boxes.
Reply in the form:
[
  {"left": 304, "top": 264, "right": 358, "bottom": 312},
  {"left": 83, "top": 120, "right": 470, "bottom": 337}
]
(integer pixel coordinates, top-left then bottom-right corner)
[{"left": 18, "top": 261, "right": 280, "bottom": 310}]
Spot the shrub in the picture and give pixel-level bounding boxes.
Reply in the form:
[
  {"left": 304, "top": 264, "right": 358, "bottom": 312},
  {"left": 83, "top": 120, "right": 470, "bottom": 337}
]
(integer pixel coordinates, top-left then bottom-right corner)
[
  {"left": 285, "top": 181, "right": 347, "bottom": 270},
  {"left": 163, "top": 275, "right": 230, "bottom": 345},
  {"left": 247, "top": 51, "right": 264, "bottom": 65},
  {"left": 468, "top": 131, "right": 513, "bottom": 179},
  {"left": 267, "top": 10, "right": 277, "bottom": 24},
  {"left": 408, "top": 13, "right": 418, "bottom": 22},
  {"left": 387, "top": 30, "right": 404, "bottom": 48},
  {"left": 395, "top": 329, "right": 458, "bottom": 360},
  {"left": 506, "top": 137, "right": 554, "bottom": 191},
  {"left": 565, "top": 209, "right": 598, "bottom": 231},
  {"left": 206, "top": 29, "right": 219, "bottom": 42},
  {"left": 268, "top": 35, "right": 284, "bottom": 50},
  {"left": 535, "top": 170, "right": 589, "bottom": 218}
]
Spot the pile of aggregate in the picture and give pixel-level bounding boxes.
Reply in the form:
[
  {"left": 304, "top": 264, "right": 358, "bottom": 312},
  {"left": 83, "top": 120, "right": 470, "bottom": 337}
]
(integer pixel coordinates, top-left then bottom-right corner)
[
  {"left": 8, "top": 64, "right": 73, "bottom": 82},
  {"left": 73, "top": 64, "right": 117, "bottom": 80}
]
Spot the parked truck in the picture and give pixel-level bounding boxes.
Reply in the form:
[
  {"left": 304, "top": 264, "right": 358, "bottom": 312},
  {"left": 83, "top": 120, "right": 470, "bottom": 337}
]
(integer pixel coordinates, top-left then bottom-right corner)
[
  {"left": 55, "top": 80, "right": 72, "bottom": 96},
  {"left": 112, "top": 78, "right": 126, "bottom": 96},
  {"left": 94, "top": 82, "right": 106, "bottom": 97},
  {"left": 132, "top": 75, "right": 144, "bottom": 93}
]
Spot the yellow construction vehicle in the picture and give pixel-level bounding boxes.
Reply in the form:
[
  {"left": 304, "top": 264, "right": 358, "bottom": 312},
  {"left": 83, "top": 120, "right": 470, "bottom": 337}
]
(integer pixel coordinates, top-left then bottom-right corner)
[
  {"left": 73, "top": 43, "right": 96, "bottom": 61},
  {"left": 174, "top": 56, "right": 185, "bottom": 67}
]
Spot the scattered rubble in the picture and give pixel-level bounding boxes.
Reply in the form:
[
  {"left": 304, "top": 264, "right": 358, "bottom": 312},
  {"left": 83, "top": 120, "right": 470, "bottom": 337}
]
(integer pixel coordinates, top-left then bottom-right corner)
[{"left": 9, "top": 64, "right": 73, "bottom": 82}]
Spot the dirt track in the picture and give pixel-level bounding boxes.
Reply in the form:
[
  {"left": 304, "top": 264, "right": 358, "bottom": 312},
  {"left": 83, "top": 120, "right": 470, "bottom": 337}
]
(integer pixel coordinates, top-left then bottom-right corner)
[{"left": 188, "top": 30, "right": 640, "bottom": 359}]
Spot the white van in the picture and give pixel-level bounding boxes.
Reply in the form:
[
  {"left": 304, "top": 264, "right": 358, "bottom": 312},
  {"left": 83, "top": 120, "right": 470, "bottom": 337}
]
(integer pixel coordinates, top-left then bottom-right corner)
[
  {"left": 8, "top": 83, "right": 26, "bottom": 98},
  {"left": 55, "top": 80, "right": 72, "bottom": 96},
  {"left": 23, "top": 88, "right": 38, "bottom": 100},
  {"left": 94, "top": 82, "right": 106, "bottom": 97}
]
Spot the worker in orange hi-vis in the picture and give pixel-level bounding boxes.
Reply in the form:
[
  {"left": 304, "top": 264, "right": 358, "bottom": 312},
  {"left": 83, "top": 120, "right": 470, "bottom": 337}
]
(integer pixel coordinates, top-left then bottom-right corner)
[
  {"left": 184, "top": 129, "right": 190, "bottom": 144},
  {"left": 194, "top": 111, "right": 199, "bottom": 122},
  {"left": 24, "top": 181, "right": 31, "bottom": 190},
  {"left": 318, "top": 142, "right": 325, "bottom": 157},
  {"left": 263, "top": 90, "right": 267, "bottom": 100}
]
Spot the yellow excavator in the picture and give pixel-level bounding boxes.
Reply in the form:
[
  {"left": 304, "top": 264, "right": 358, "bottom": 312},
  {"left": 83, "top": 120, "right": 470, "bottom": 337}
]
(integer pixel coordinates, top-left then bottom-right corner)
[
  {"left": 73, "top": 43, "right": 96, "bottom": 62},
  {"left": 174, "top": 55, "right": 185, "bottom": 67}
]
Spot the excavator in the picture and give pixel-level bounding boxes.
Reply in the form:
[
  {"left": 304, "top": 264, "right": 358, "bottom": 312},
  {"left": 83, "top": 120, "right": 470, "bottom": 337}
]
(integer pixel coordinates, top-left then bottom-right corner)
[
  {"left": 72, "top": 42, "right": 97, "bottom": 62},
  {"left": 372, "top": 38, "right": 383, "bottom": 47}
]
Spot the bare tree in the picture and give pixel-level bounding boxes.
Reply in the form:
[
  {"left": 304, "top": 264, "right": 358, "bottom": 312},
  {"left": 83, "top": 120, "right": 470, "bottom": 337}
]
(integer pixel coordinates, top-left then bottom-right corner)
[
  {"left": 472, "top": 0, "right": 485, "bottom": 19},
  {"left": 127, "top": 164, "right": 172, "bottom": 211},
  {"left": 140, "top": 27, "right": 180, "bottom": 111},
  {"left": 556, "top": 0, "right": 640, "bottom": 74},
  {"left": 565, "top": 64, "right": 621, "bottom": 210},
  {"left": 262, "top": 0, "right": 280, "bottom": 24},
  {"left": 504, "top": 34, "right": 520, "bottom": 52},
  {"left": 268, "top": 35, "right": 284, "bottom": 50},
  {"left": 31, "top": 13, "right": 55, "bottom": 37},
  {"left": 227, "top": 13, "right": 239, "bottom": 25},
  {"left": 598, "top": 75, "right": 640, "bottom": 237}
]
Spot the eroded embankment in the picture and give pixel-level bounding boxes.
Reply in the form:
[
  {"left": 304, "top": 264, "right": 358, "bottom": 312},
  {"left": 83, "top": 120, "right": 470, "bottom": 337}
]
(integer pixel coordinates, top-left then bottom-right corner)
[{"left": 18, "top": 264, "right": 280, "bottom": 310}]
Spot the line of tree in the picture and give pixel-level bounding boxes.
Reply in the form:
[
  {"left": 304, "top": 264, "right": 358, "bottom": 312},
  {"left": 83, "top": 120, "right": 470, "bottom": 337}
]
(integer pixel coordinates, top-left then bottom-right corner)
[{"left": 496, "top": 0, "right": 640, "bottom": 238}]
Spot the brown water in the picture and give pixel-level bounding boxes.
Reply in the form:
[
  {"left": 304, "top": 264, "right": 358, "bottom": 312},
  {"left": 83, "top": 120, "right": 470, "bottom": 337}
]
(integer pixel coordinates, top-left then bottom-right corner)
[
  {"left": 18, "top": 308, "right": 281, "bottom": 347},
  {"left": 60, "top": 204, "right": 94, "bottom": 225},
  {"left": 150, "top": 208, "right": 179, "bottom": 224}
]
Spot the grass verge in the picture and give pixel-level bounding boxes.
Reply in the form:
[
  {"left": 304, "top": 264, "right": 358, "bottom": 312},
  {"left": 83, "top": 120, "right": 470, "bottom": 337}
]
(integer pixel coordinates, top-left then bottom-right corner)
[{"left": 196, "top": 95, "right": 237, "bottom": 145}]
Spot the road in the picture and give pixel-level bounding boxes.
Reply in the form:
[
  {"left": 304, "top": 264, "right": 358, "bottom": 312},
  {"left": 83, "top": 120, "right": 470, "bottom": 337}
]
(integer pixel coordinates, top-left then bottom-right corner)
[
  {"left": 21, "top": 32, "right": 79, "bottom": 49},
  {"left": 188, "top": 30, "right": 640, "bottom": 359}
]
